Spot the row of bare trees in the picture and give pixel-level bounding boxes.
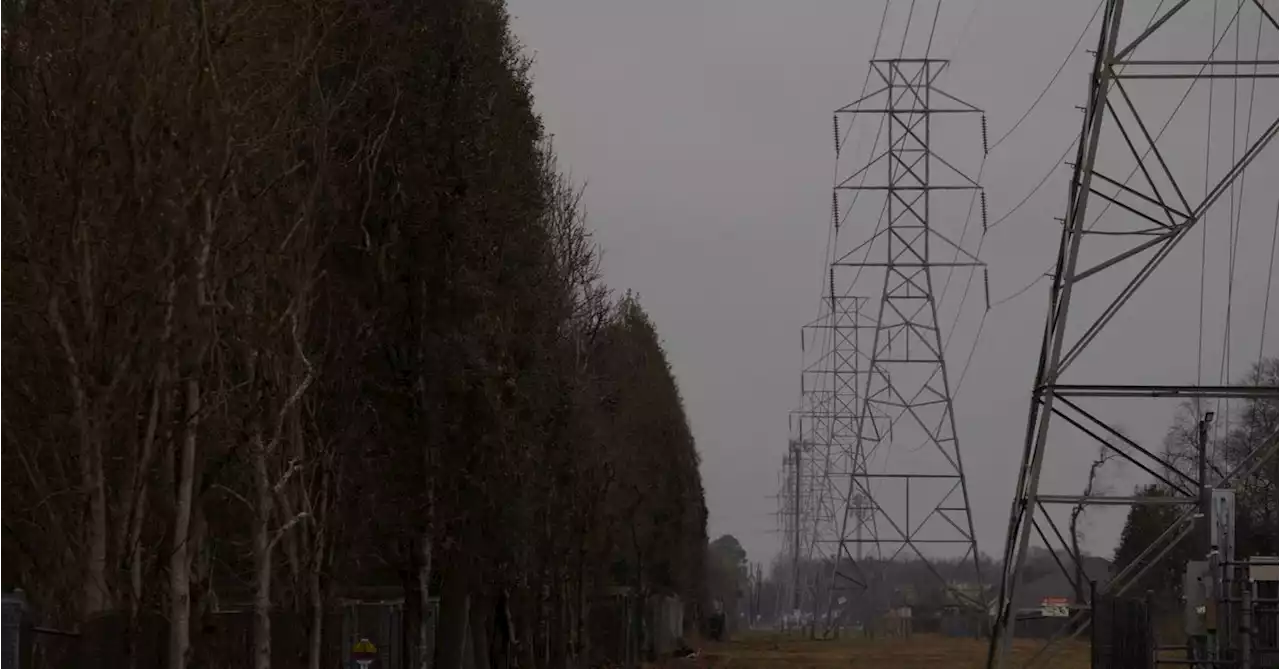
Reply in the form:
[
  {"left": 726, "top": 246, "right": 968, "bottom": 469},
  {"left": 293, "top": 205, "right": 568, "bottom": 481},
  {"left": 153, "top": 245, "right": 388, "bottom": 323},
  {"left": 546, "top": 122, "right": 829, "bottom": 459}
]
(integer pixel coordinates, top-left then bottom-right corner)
[{"left": 2, "top": 0, "right": 708, "bottom": 667}]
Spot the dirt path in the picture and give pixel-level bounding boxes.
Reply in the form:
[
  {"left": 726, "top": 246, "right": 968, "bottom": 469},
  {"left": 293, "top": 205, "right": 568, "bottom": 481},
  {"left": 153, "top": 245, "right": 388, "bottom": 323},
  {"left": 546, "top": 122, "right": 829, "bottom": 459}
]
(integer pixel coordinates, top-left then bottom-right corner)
[{"left": 655, "top": 632, "right": 1091, "bottom": 669}]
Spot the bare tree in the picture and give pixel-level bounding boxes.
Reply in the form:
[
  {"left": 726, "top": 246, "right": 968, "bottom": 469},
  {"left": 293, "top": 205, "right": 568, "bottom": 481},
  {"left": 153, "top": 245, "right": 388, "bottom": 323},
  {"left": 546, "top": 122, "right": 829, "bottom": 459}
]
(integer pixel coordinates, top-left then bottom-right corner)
[{"left": 1070, "top": 438, "right": 1125, "bottom": 604}]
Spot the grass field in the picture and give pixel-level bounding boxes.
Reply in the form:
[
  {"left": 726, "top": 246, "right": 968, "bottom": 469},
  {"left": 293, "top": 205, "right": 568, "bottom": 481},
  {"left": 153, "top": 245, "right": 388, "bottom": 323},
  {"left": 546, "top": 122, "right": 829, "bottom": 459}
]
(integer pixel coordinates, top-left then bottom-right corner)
[{"left": 675, "top": 631, "right": 1091, "bottom": 669}]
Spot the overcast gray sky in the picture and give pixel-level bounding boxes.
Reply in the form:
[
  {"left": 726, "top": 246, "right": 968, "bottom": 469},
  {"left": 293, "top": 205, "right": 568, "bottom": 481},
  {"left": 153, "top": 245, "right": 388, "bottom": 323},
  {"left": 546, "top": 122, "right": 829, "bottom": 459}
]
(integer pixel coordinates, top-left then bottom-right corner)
[{"left": 507, "top": 0, "right": 1279, "bottom": 567}]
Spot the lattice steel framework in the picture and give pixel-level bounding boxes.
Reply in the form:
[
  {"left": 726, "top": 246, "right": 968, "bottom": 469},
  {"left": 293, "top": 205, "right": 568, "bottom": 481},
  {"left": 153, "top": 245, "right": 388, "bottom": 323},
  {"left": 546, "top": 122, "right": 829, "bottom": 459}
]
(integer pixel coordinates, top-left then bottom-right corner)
[
  {"left": 986, "top": 1, "right": 1279, "bottom": 666},
  {"left": 793, "top": 295, "right": 877, "bottom": 627},
  {"left": 775, "top": 444, "right": 803, "bottom": 618},
  {"left": 820, "top": 58, "right": 988, "bottom": 627}
]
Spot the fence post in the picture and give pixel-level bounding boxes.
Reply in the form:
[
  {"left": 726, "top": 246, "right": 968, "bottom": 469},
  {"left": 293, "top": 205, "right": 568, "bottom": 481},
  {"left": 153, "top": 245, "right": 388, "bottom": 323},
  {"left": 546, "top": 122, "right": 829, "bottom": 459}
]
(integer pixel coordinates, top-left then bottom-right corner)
[
  {"left": 1089, "top": 580, "right": 1098, "bottom": 669},
  {"left": 1152, "top": 590, "right": 1162, "bottom": 669},
  {"left": 1240, "top": 583, "right": 1252, "bottom": 669},
  {"left": 2, "top": 591, "right": 31, "bottom": 669}
]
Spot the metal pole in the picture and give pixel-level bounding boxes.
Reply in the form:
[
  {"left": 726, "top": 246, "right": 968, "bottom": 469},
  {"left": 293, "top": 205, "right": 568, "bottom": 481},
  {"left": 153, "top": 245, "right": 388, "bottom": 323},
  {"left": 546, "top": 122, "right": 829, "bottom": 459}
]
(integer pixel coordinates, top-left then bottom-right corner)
[
  {"left": 1146, "top": 589, "right": 1155, "bottom": 669},
  {"left": 1240, "top": 580, "right": 1252, "bottom": 668},
  {"left": 1090, "top": 580, "right": 1099, "bottom": 668},
  {"left": 989, "top": 2, "right": 1127, "bottom": 664},
  {"left": 1198, "top": 415, "right": 1207, "bottom": 556},
  {"left": 1197, "top": 412, "right": 1214, "bottom": 557}
]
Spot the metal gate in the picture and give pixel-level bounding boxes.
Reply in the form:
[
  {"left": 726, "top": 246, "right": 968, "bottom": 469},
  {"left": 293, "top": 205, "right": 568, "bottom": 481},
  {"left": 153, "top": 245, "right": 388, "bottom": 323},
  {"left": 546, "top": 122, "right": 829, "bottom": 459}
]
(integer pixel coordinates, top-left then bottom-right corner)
[{"left": 1092, "top": 594, "right": 1154, "bottom": 669}]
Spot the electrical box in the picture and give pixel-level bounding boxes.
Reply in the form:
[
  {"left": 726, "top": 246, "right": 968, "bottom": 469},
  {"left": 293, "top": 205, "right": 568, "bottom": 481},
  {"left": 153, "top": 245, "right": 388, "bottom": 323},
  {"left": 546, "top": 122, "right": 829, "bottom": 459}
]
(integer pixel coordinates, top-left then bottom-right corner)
[
  {"left": 1209, "top": 489, "right": 1236, "bottom": 560},
  {"left": 2, "top": 591, "right": 31, "bottom": 669},
  {"left": 1248, "top": 556, "right": 1279, "bottom": 583},
  {"left": 1184, "top": 561, "right": 1210, "bottom": 636}
]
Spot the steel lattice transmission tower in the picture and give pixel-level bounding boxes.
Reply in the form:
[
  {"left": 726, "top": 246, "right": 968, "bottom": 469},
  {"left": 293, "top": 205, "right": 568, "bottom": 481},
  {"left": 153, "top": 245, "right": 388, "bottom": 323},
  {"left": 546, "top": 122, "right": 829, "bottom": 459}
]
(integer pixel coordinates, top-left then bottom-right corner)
[
  {"left": 986, "top": 1, "right": 1279, "bottom": 666},
  {"left": 794, "top": 294, "right": 877, "bottom": 629},
  {"left": 775, "top": 440, "right": 803, "bottom": 618},
  {"left": 819, "top": 58, "right": 989, "bottom": 627}
]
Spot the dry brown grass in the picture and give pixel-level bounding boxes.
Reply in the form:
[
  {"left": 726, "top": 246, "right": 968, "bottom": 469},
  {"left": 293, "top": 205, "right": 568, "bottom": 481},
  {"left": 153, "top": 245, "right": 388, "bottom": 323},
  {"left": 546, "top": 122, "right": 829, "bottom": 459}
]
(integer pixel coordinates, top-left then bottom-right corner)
[{"left": 663, "top": 631, "right": 1091, "bottom": 669}]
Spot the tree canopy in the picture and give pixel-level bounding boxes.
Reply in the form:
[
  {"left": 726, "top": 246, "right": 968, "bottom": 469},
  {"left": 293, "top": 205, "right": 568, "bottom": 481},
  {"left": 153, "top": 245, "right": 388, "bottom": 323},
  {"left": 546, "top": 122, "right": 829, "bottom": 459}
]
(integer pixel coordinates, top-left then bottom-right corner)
[{"left": 1, "top": 1, "right": 707, "bottom": 667}]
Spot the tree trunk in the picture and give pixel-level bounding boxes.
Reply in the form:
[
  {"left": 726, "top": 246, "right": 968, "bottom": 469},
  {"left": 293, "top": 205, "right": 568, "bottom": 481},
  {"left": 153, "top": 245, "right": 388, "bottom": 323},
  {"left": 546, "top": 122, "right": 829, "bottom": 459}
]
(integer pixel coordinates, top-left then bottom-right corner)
[
  {"left": 469, "top": 595, "right": 490, "bottom": 669},
  {"left": 128, "top": 366, "right": 168, "bottom": 630},
  {"left": 308, "top": 517, "right": 336, "bottom": 669},
  {"left": 253, "top": 435, "right": 275, "bottom": 669},
  {"left": 547, "top": 578, "right": 565, "bottom": 669},
  {"left": 418, "top": 532, "right": 435, "bottom": 669},
  {"left": 169, "top": 377, "right": 199, "bottom": 669},
  {"left": 305, "top": 460, "right": 330, "bottom": 669},
  {"left": 49, "top": 294, "right": 111, "bottom": 618},
  {"left": 435, "top": 563, "right": 471, "bottom": 669},
  {"left": 404, "top": 539, "right": 423, "bottom": 669},
  {"left": 493, "top": 588, "right": 513, "bottom": 669},
  {"left": 574, "top": 548, "right": 587, "bottom": 669},
  {"left": 518, "top": 587, "right": 538, "bottom": 669},
  {"left": 307, "top": 569, "right": 323, "bottom": 669},
  {"left": 170, "top": 189, "right": 216, "bottom": 669},
  {"left": 84, "top": 426, "right": 111, "bottom": 618}
]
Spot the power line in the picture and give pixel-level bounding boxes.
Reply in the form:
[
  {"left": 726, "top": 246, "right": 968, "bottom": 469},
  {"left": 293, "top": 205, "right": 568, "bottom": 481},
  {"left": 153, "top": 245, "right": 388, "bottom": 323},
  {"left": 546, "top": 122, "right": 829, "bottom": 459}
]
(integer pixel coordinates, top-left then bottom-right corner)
[
  {"left": 925, "top": 0, "right": 944, "bottom": 57},
  {"left": 986, "top": 134, "right": 1079, "bottom": 231},
  {"left": 990, "top": 272, "right": 1050, "bottom": 309},
  {"left": 1258, "top": 205, "right": 1278, "bottom": 369},
  {"left": 1215, "top": 0, "right": 1266, "bottom": 447},
  {"left": 941, "top": 0, "right": 985, "bottom": 64},
  {"left": 988, "top": 0, "right": 1105, "bottom": 153},
  {"left": 935, "top": 0, "right": 1111, "bottom": 370},
  {"left": 795, "top": 0, "right": 892, "bottom": 418},
  {"left": 898, "top": 0, "right": 920, "bottom": 58}
]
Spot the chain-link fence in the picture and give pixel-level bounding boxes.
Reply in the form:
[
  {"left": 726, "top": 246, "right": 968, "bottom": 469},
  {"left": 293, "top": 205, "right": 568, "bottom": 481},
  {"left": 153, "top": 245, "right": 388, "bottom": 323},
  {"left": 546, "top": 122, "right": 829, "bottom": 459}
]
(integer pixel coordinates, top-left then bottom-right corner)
[{"left": 1092, "top": 593, "right": 1154, "bottom": 669}]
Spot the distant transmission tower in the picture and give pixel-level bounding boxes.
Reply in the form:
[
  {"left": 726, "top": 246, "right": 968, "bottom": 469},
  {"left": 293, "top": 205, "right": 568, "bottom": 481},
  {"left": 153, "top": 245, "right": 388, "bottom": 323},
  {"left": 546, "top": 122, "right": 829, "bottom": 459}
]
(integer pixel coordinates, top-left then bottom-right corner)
[
  {"left": 775, "top": 437, "right": 809, "bottom": 622},
  {"left": 817, "top": 57, "right": 989, "bottom": 629},
  {"left": 793, "top": 293, "right": 876, "bottom": 629},
  {"left": 986, "top": 1, "right": 1278, "bottom": 666},
  {"left": 773, "top": 445, "right": 793, "bottom": 624}
]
